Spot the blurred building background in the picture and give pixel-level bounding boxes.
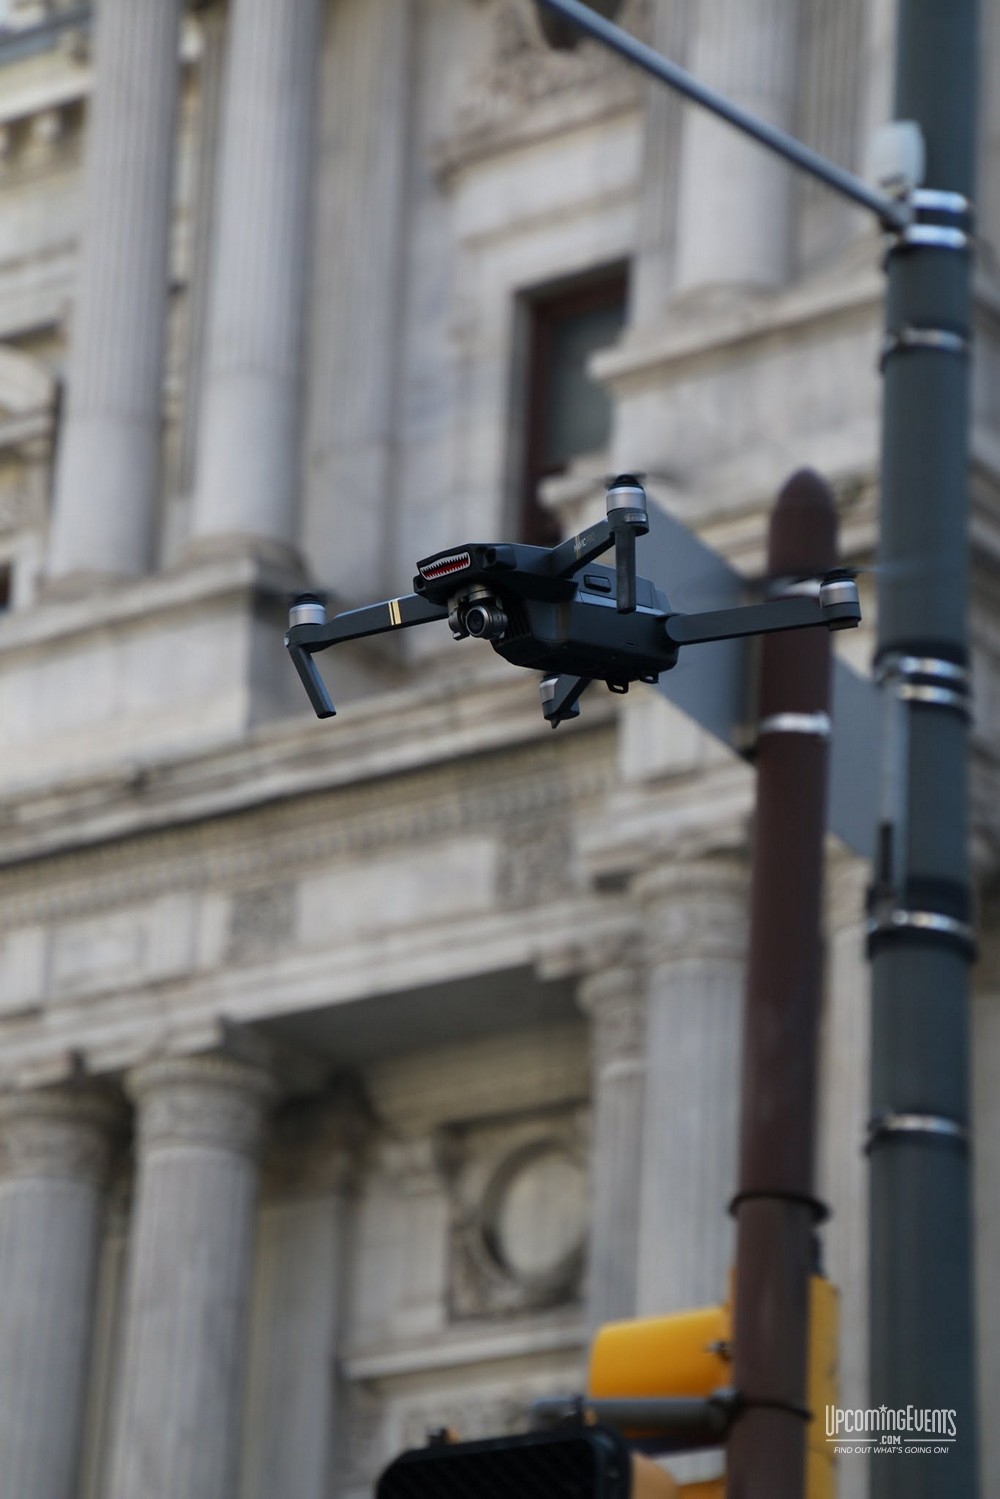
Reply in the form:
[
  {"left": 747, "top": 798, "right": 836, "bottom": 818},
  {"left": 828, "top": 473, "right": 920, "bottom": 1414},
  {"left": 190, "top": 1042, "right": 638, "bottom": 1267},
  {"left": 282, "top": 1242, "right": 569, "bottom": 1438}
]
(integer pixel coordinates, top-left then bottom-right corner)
[{"left": 0, "top": 1, "right": 999, "bottom": 1496}]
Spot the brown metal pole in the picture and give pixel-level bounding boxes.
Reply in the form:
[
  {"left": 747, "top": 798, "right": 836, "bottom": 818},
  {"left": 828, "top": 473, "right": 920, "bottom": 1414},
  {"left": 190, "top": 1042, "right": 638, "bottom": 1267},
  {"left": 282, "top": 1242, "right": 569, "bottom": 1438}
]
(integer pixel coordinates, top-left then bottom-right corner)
[{"left": 726, "top": 470, "right": 837, "bottom": 1499}]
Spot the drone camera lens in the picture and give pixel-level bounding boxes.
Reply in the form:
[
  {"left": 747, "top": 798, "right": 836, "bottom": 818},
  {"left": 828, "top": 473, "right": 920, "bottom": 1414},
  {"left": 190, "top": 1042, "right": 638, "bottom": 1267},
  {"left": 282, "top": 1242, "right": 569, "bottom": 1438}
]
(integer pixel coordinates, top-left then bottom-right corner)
[{"left": 464, "top": 600, "right": 508, "bottom": 641}]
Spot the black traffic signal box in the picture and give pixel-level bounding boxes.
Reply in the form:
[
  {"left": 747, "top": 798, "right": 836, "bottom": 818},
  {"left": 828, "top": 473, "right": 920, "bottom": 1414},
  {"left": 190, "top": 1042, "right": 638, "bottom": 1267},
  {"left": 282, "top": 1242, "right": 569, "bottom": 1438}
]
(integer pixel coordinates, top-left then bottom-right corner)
[{"left": 376, "top": 1423, "right": 634, "bottom": 1499}]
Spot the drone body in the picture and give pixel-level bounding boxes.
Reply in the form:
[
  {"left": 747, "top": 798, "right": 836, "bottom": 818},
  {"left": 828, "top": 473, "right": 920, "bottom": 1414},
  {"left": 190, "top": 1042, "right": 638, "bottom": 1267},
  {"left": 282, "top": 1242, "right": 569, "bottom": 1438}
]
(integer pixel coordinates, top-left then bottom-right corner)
[
  {"left": 413, "top": 541, "right": 676, "bottom": 687},
  {"left": 285, "top": 478, "right": 860, "bottom": 727}
]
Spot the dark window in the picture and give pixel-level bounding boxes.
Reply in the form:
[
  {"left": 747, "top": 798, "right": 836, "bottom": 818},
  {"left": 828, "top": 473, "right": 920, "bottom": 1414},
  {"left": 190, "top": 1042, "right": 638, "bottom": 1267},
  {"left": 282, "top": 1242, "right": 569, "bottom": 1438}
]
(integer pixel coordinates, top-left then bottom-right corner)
[
  {"left": 519, "top": 266, "right": 628, "bottom": 545},
  {"left": 0, "top": 564, "right": 10, "bottom": 612}
]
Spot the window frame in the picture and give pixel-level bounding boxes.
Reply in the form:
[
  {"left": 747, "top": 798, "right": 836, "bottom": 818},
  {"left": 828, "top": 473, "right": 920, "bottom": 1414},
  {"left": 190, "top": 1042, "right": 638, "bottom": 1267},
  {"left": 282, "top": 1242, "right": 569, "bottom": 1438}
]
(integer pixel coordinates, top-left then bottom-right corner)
[{"left": 517, "top": 263, "right": 629, "bottom": 546}]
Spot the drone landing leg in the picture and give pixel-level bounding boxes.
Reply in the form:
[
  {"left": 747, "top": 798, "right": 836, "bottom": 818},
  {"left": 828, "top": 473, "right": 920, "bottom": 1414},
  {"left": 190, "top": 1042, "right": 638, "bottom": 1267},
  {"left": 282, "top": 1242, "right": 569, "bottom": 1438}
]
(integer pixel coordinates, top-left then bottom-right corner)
[
  {"left": 539, "top": 674, "right": 591, "bottom": 727},
  {"left": 286, "top": 592, "right": 449, "bottom": 720}
]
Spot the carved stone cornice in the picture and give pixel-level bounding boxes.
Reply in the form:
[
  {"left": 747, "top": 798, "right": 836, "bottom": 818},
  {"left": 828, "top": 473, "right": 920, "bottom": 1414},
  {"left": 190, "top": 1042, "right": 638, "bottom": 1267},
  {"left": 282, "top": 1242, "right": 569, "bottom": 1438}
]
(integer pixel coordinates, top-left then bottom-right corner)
[
  {"left": 0, "top": 1082, "right": 123, "bottom": 1185},
  {"left": 434, "top": 0, "right": 649, "bottom": 179},
  {"left": 636, "top": 855, "right": 749, "bottom": 966},
  {"left": 0, "top": 730, "right": 614, "bottom": 929},
  {"left": 128, "top": 1053, "right": 274, "bottom": 1158},
  {"left": 366, "top": 1023, "right": 589, "bottom": 1137}
]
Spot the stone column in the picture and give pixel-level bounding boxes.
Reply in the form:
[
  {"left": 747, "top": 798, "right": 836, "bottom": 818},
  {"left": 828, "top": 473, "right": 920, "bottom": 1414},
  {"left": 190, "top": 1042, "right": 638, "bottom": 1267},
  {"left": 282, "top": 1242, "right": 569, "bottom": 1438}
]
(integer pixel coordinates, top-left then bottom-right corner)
[
  {"left": 633, "top": 856, "right": 747, "bottom": 1487},
  {"left": 674, "top": 0, "right": 800, "bottom": 294},
  {"left": 47, "top": 0, "right": 183, "bottom": 586},
  {"left": 580, "top": 963, "right": 647, "bottom": 1329},
  {"left": 629, "top": 0, "right": 689, "bottom": 327},
  {"left": 633, "top": 856, "right": 748, "bottom": 1315},
  {"left": 240, "top": 1093, "right": 366, "bottom": 1499},
  {"left": 105, "top": 1055, "right": 273, "bottom": 1499},
  {"left": 0, "top": 1085, "right": 121, "bottom": 1499},
  {"left": 301, "top": 0, "right": 413, "bottom": 597},
  {"left": 187, "top": 0, "right": 323, "bottom": 559},
  {"left": 861, "top": 0, "right": 897, "bottom": 159},
  {"left": 817, "top": 854, "right": 870, "bottom": 1499}
]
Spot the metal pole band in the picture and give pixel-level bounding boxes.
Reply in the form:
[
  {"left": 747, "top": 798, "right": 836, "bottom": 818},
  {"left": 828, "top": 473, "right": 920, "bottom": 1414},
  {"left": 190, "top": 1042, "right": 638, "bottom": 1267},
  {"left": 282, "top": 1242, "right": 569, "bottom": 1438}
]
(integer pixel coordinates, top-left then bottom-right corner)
[
  {"left": 874, "top": 652, "right": 972, "bottom": 718},
  {"left": 866, "top": 907, "right": 977, "bottom": 958},
  {"left": 879, "top": 326, "right": 971, "bottom": 370},
  {"left": 728, "top": 1188, "right": 830, "bottom": 1223},
  {"left": 884, "top": 188, "right": 975, "bottom": 259},
  {"left": 891, "top": 225, "right": 972, "bottom": 254},
  {"left": 865, "top": 1111, "right": 970, "bottom": 1155},
  {"left": 738, "top": 1396, "right": 813, "bottom": 1423},
  {"left": 756, "top": 711, "right": 832, "bottom": 741},
  {"left": 910, "top": 188, "right": 974, "bottom": 218}
]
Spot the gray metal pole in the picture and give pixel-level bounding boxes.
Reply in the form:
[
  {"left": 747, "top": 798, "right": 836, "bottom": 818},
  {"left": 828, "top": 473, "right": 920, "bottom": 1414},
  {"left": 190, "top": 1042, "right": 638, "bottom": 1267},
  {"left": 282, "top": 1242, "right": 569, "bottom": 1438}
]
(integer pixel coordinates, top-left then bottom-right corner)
[
  {"left": 533, "top": 0, "right": 908, "bottom": 229},
  {"left": 532, "top": 0, "right": 981, "bottom": 1487},
  {"left": 868, "top": 3, "right": 979, "bottom": 1495},
  {"left": 726, "top": 471, "right": 836, "bottom": 1499}
]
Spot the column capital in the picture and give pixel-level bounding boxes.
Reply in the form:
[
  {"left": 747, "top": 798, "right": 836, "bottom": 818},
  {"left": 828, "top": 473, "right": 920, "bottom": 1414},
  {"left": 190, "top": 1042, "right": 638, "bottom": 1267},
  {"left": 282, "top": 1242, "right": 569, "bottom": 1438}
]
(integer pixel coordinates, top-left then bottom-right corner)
[
  {"left": 0, "top": 1083, "right": 123, "bottom": 1186},
  {"left": 127, "top": 1053, "right": 274, "bottom": 1157},
  {"left": 635, "top": 854, "right": 749, "bottom": 965},
  {"left": 826, "top": 848, "right": 869, "bottom": 931},
  {"left": 578, "top": 965, "right": 647, "bottom": 1070},
  {"left": 262, "top": 1084, "right": 371, "bottom": 1200}
]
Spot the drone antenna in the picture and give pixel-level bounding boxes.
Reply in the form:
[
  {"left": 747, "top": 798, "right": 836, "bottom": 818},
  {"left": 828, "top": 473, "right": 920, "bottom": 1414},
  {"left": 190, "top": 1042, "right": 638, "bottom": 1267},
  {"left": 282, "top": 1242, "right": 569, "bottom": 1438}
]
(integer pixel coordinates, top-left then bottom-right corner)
[{"left": 605, "top": 474, "right": 649, "bottom": 613}]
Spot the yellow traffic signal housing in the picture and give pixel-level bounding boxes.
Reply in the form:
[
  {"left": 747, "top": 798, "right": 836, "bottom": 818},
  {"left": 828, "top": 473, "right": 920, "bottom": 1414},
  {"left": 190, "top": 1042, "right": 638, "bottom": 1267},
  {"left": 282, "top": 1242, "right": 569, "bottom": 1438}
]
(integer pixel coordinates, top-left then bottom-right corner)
[
  {"left": 586, "top": 1275, "right": 838, "bottom": 1499},
  {"left": 588, "top": 1303, "right": 731, "bottom": 1403},
  {"left": 374, "top": 1282, "right": 836, "bottom": 1498},
  {"left": 632, "top": 1453, "right": 681, "bottom": 1497},
  {"left": 805, "top": 1274, "right": 838, "bottom": 1499}
]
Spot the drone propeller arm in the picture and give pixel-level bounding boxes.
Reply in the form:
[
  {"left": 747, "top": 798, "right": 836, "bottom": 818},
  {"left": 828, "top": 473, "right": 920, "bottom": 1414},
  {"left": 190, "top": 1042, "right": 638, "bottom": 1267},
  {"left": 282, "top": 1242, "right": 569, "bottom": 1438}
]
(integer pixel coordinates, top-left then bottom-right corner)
[
  {"left": 300, "top": 592, "right": 449, "bottom": 647},
  {"left": 664, "top": 587, "right": 858, "bottom": 648},
  {"left": 286, "top": 592, "right": 449, "bottom": 719},
  {"left": 546, "top": 519, "right": 614, "bottom": 579}
]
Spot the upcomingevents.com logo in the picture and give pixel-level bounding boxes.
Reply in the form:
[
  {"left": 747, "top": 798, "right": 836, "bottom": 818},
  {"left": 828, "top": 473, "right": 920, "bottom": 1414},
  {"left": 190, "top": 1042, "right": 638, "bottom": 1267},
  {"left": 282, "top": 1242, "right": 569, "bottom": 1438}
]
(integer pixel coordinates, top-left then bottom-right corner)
[{"left": 826, "top": 1405, "right": 958, "bottom": 1456}]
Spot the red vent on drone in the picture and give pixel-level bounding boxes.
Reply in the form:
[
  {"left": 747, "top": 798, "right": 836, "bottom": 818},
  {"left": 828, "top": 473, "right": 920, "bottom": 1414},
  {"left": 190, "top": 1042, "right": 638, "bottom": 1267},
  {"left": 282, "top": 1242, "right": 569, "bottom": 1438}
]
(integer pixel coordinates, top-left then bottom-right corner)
[{"left": 419, "top": 551, "right": 471, "bottom": 582}]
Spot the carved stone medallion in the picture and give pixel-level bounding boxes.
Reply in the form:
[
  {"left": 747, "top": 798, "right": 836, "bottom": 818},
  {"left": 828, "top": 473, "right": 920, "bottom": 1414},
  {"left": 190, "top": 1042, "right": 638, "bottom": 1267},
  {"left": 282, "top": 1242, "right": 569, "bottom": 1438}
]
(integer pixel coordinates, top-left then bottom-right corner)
[{"left": 444, "top": 1106, "right": 589, "bottom": 1317}]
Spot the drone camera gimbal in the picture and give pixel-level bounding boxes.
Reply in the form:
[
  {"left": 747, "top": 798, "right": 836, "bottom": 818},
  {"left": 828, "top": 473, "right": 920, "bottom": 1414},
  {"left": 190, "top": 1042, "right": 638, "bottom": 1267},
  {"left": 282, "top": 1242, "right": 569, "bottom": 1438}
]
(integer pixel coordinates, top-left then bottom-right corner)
[{"left": 286, "top": 476, "right": 860, "bottom": 727}]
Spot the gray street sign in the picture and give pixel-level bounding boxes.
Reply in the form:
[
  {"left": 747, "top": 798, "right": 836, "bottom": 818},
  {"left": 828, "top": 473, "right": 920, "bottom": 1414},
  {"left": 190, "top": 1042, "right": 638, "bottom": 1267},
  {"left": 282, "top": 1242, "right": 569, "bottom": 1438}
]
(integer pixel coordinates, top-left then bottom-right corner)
[{"left": 644, "top": 498, "right": 878, "bottom": 860}]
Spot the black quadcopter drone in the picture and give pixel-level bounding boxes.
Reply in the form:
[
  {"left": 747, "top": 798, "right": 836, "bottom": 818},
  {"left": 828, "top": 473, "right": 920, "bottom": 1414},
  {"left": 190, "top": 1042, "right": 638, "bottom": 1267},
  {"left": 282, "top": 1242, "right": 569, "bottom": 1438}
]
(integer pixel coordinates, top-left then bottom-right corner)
[{"left": 285, "top": 476, "right": 860, "bottom": 728}]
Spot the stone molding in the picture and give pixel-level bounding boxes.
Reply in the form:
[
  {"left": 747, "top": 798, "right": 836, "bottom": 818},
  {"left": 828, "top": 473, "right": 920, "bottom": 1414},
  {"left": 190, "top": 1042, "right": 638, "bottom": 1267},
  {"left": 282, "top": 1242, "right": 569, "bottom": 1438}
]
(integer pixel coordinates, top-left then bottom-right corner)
[
  {"left": 127, "top": 1054, "right": 274, "bottom": 1157},
  {"left": 0, "top": 1082, "right": 123, "bottom": 1184},
  {"left": 598, "top": 258, "right": 885, "bottom": 408},
  {"left": 498, "top": 815, "right": 574, "bottom": 908},
  {"left": 342, "top": 1361, "right": 583, "bottom": 1489},
  {"left": 437, "top": 0, "right": 648, "bottom": 177},
  {"left": 367, "top": 1023, "right": 589, "bottom": 1138},
  {"left": 636, "top": 855, "right": 749, "bottom": 966},
  {"left": 0, "top": 731, "right": 614, "bottom": 930}
]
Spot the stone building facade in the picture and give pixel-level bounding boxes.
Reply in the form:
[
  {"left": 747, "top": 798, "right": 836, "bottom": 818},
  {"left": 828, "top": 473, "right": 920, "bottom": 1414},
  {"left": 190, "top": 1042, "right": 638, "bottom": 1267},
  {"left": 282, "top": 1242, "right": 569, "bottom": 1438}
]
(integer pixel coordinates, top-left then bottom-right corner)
[{"left": 0, "top": 2, "right": 999, "bottom": 1497}]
